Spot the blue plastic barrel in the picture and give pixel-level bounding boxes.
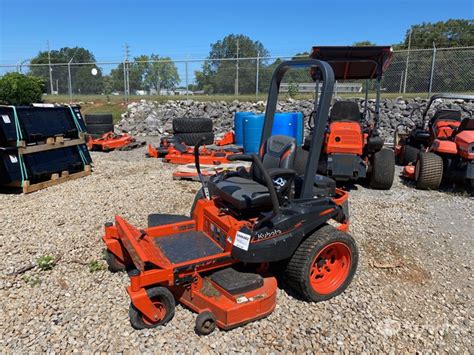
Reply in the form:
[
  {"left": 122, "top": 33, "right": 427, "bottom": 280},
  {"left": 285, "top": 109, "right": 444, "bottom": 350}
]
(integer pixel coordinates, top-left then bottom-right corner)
[
  {"left": 272, "top": 113, "right": 295, "bottom": 141},
  {"left": 290, "top": 112, "right": 304, "bottom": 146},
  {"left": 234, "top": 112, "right": 254, "bottom": 146},
  {"left": 242, "top": 113, "right": 265, "bottom": 154}
]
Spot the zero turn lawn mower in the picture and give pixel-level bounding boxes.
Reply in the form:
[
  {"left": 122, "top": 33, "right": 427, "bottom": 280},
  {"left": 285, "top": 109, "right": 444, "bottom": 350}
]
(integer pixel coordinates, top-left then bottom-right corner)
[
  {"left": 300, "top": 46, "right": 395, "bottom": 189},
  {"left": 394, "top": 94, "right": 474, "bottom": 191},
  {"left": 102, "top": 59, "right": 358, "bottom": 335}
]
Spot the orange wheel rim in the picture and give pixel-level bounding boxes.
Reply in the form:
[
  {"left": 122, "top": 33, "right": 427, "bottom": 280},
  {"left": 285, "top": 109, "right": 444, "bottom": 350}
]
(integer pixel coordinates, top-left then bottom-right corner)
[
  {"left": 310, "top": 242, "right": 351, "bottom": 295},
  {"left": 141, "top": 300, "right": 166, "bottom": 325}
]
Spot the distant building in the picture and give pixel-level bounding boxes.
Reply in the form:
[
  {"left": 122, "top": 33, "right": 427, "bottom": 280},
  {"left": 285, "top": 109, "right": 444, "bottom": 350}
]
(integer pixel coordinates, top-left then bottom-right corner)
[
  {"left": 174, "top": 89, "right": 194, "bottom": 96},
  {"left": 280, "top": 82, "right": 363, "bottom": 93}
]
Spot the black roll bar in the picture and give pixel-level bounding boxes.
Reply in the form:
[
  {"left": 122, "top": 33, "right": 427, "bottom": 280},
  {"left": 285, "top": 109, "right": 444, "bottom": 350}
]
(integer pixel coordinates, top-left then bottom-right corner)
[{"left": 261, "top": 59, "right": 335, "bottom": 199}]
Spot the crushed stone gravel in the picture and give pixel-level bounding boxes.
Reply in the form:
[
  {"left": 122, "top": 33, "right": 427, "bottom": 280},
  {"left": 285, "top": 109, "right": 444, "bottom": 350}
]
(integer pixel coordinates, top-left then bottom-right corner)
[{"left": 0, "top": 144, "right": 472, "bottom": 352}]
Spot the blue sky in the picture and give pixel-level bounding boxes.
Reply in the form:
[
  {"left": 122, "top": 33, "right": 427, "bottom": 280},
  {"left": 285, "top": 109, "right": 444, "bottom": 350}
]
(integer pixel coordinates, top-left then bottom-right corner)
[{"left": 0, "top": 0, "right": 472, "bottom": 80}]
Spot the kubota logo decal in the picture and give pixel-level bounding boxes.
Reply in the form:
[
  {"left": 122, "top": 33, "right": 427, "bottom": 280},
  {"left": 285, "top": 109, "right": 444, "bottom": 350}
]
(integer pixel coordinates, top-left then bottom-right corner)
[{"left": 256, "top": 229, "right": 282, "bottom": 241}]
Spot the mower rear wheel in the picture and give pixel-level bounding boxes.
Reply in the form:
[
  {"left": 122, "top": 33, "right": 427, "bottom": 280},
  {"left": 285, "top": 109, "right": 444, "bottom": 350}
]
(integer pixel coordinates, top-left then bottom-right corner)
[
  {"left": 190, "top": 189, "right": 205, "bottom": 217},
  {"left": 195, "top": 311, "right": 217, "bottom": 336},
  {"left": 105, "top": 250, "right": 125, "bottom": 272},
  {"left": 369, "top": 148, "right": 395, "bottom": 190},
  {"left": 129, "top": 287, "right": 175, "bottom": 329},
  {"left": 284, "top": 225, "right": 358, "bottom": 302},
  {"left": 415, "top": 152, "right": 443, "bottom": 190}
]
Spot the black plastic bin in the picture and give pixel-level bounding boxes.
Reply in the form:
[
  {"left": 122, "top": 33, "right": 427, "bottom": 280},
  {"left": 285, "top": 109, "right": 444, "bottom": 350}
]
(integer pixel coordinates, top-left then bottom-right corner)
[
  {"left": 0, "top": 105, "right": 86, "bottom": 146},
  {"left": 0, "top": 144, "right": 92, "bottom": 185}
]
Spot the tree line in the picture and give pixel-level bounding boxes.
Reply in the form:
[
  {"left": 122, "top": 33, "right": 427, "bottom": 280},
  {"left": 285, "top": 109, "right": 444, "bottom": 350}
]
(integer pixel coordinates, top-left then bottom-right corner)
[{"left": 25, "top": 19, "right": 473, "bottom": 95}]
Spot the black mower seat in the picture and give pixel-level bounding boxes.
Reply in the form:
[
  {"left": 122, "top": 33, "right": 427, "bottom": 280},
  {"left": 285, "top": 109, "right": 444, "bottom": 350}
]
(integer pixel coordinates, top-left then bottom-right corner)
[
  {"left": 208, "top": 176, "right": 271, "bottom": 210},
  {"left": 410, "top": 128, "right": 431, "bottom": 141},
  {"left": 430, "top": 109, "right": 462, "bottom": 125},
  {"left": 457, "top": 117, "right": 474, "bottom": 133},
  {"left": 329, "top": 101, "right": 361, "bottom": 122}
]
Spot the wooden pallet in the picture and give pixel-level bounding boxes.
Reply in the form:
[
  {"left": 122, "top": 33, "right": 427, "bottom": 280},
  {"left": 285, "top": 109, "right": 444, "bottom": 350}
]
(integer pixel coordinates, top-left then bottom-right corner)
[
  {"left": 6, "top": 165, "right": 92, "bottom": 194},
  {"left": 14, "top": 133, "right": 87, "bottom": 154}
]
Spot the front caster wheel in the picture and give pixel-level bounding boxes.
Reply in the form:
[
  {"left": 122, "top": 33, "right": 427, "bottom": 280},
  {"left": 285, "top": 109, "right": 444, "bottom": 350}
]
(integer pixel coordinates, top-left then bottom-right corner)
[
  {"left": 284, "top": 224, "right": 358, "bottom": 302},
  {"left": 195, "top": 311, "right": 216, "bottom": 335},
  {"left": 129, "top": 287, "right": 175, "bottom": 329},
  {"left": 105, "top": 250, "right": 125, "bottom": 272}
]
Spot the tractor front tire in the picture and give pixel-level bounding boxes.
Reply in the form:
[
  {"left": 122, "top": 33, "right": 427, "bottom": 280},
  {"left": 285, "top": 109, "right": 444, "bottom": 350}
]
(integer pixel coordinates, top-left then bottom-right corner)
[
  {"left": 129, "top": 287, "right": 175, "bottom": 330},
  {"left": 105, "top": 250, "right": 125, "bottom": 272},
  {"left": 283, "top": 225, "right": 358, "bottom": 302},
  {"left": 415, "top": 152, "right": 443, "bottom": 190},
  {"left": 369, "top": 148, "right": 395, "bottom": 190}
]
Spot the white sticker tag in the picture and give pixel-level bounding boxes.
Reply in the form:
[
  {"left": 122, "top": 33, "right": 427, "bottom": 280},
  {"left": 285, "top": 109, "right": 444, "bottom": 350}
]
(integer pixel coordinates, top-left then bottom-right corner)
[
  {"left": 9, "top": 155, "right": 18, "bottom": 163},
  {"left": 2, "top": 115, "right": 11, "bottom": 124},
  {"left": 234, "top": 231, "right": 251, "bottom": 251}
]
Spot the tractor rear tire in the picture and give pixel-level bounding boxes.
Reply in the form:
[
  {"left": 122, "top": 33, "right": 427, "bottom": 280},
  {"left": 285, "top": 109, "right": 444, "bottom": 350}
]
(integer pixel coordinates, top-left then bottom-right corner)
[
  {"left": 415, "top": 152, "right": 443, "bottom": 190},
  {"left": 129, "top": 287, "right": 175, "bottom": 330},
  {"left": 174, "top": 132, "right": 214, "bottom": 146},
  {"left": 283, "top": 224, "right": 358, "bottom": 302},
  {"left": 84, "top": 114, "right": 113, "bottom": 125},
  {"left": 173, "top": 117, "right": 213, "bottom": 133},
  {"left": 402, "top": 145, "right": 419, "bottom": 165},
  {"left": 369, "top": 148, "right": 395, "bottom": 190},
  {"left": 294, "top": 147, "right": 309, "bottom": 176}
]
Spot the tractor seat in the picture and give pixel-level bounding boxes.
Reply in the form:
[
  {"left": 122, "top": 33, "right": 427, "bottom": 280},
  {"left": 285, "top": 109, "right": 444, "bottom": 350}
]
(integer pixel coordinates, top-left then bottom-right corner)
[
  {"left": 208, "top": 135, "right": 297, "bottom": 210},
  {"left": 430, "top": 109, "right": 461, "bottom": 125},
  {"left": 410, "top": 128, "right": 430, "bottom": 141},
  {"left": 457, "top": 117, "right": 474, "bottom": 133},
  {"left": 329, "top": 101, "right": 361, "bottom": 122}
]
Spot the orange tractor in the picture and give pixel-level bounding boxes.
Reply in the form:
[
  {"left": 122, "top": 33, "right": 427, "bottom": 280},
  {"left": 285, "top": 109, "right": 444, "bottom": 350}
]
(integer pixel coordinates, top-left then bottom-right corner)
[
  {"left": 301, "top": 46, "right": 395, "bottom": 189},
  {"left": 395, "top": 94, "right": 474, "bottom": 191}
]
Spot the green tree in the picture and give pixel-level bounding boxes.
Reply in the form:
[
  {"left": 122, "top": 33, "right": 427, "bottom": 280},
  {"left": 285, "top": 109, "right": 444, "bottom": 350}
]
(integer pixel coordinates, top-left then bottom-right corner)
[
  {"left": 195, "top": 34, "right": 269, "bottom": 94},
  {"left": 396, "top": 19, "right": 474, "bottom": 49},
  {"left": 0, "top": 72, "right": 45, "bottom": 105},
  {"left": 353, "top": 41, "right": 377, "bottom": 46},
  {"left": 29, "top": 47, "right": 103, "bottom": 94},
  {"left": 143, "top": 54, "right": 180, "bottom": 91}
]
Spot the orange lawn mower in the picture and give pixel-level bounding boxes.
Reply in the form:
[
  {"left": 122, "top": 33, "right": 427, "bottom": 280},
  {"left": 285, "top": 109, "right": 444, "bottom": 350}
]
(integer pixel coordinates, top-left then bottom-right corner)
[
  {"left": 102, "top": 59, "right": 358, "bottom": 335},
  {"left": 394, "top": 94, "right": 474, "bottom": 191},
  {"left": 301, "top": 46, "right": 395, "bottom": 190},
  {"left": 87, "top": 132, "right": 145, "bottom": 152}
]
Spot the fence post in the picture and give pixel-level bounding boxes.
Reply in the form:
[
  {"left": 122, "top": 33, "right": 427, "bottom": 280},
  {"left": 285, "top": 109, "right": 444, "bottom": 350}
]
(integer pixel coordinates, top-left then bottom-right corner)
[
  {"left": 403, "top": 29, "right": 412, "bottom": 94},
  {"left": 256, "top": 51, "right": 260, "bottom": 99},
  {"left": 399, "top": 71, "right": 404, "bottom": 93},
  {"left": 185, "top": 55, "right": 189, "bottom": 100},
  {"left": 68, "top": 58, "right": 74, "bottom": 102},
  {"left": 428, "top": 42, "right": 437, "bottom": 98},
  {"left": 123, "top": 60, "right": 128, "bottom": 103}
]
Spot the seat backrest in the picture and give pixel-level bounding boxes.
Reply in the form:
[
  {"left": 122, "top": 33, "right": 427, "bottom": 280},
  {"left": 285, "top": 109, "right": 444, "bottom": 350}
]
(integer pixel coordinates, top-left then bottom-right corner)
[
  {"left": 329, "top": 101, "right": 361, "bottom": 122},
  {"left": 457, "top": 117, "right": 474, "bottom": 133},
  {"left": 430, "top": 109, "right": 461, "bottom": 126},
  {"left": 260, "top": 135, "right": 297, "bottom": 169}
]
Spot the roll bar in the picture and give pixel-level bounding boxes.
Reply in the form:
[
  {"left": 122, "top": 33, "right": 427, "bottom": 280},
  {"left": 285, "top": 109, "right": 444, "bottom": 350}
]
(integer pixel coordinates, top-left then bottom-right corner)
[
  {"left": 261, "top": 59, "right": 335, "bottom": 199},
  {"left": 422, "top": 94, "right": 474, "bottom": 126}
]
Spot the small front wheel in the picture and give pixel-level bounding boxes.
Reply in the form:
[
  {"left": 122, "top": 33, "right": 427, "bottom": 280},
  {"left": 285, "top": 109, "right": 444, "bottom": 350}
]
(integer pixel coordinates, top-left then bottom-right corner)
[
  {"left": 105, "top": 250, "right": 125, "bottom": 272},
  {"left": 284, "top": 224, "right": 358, "bottom": 302},
  {"left": 195, "top": 311, "right": 216, "bottom": 335},
  {"left": 129, "top": 287, "right": 175, "bottom": 329}
]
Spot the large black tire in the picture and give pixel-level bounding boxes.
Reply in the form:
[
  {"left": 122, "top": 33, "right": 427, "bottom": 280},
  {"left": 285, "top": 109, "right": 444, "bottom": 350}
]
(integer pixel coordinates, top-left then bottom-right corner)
[
  {"left": 86, "top": 123, "right": 114, "bottom": 135},
  {"left": 369, "top": 148, "right": 395, "bottom": 190},
  {"left": 415, "top": 152, "right": 443, "bottom": 190},
  {"left": 283, "top": 224, "right": 358, "bottom": 302},
  {"left": 85, "top": 114, "right": 113, "bottom": 125},
  {"left": 129, "top": 287, "right": 175, "bottom": 329},
  {"left": 190, "top": 189, "right": 205, "bottom": 217},
  {"left": 173, "top": 117, "right": 213, "bottom": 133},
  {"left": 175, "top": 132, "right": 214, "bottom": 146},
  {"left": 294, "top": 147, "right": 309, "bottom": 176},
  {"left": 105, "top": 250, "right": 125, "bottom": 272},
  {"left": 401, "top": 145, "right": 419, "bottom": 165}
]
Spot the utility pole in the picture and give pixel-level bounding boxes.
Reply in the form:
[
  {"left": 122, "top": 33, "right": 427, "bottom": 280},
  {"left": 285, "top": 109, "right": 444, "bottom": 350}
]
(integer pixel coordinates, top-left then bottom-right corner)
[
  {"left": 403, "top": 29, "right": 412, "bottom": 94},
  {"left": 185, "top": 54, "right": 189, "bottom": 100},
  {"left": 47, "top": 40, "right": 54, "bottom": 95},
  {"left": 256, "top": 50, "right": 260, "bottom": 99},
  {"left": 235, "top": 38, "right": 239, "bottom": 96}
]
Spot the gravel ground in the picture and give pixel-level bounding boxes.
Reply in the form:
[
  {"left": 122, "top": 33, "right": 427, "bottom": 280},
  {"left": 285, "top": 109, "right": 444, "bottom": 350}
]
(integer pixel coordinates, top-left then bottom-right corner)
[{"left": 0, "top": 144, "right": 472, "bottom": 353}]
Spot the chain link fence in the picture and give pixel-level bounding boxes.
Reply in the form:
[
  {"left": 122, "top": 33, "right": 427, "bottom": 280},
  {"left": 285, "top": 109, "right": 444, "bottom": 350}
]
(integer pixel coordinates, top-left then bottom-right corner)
[{"left": 0, "top": 46, "right": 472, "bottom": 101}]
